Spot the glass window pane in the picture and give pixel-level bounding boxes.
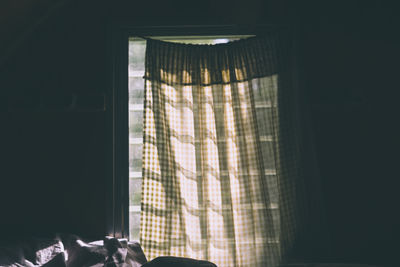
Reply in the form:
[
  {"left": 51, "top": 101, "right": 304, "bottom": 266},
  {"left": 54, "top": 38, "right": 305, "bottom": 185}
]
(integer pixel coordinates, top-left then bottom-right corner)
[
  {"left": 129, "top": 41, "right": 146, "bottom": 72},
  {"left": 256, "top": 75, "right": 278, "bottom": 103},
  {"left": 261, "top": 141, "right": 276, "bottom": 170},
  {"left": 256, "top": 107, "right": 276, "bottom": 136},
  {"left": 129, "top": 95, "right": 144, "bottom": 106},
  {"left": 129, "top": 144, "right": 143, "bottom": 171},
  {"left": 129, "top": 111, "right": 143, "bottom": 138},
  {"left": 129, "top": 77, "right": 145, "bottom": 91},
  {"left": 130, "top": 143, "right": 143, "bottom": 159},
  {"left": 129, "top": 211, "right": 141, "bottom": 241},
  {"left": 129, "top": 39, "right": 145, "bottom": 242},
  {"left": 129, "top": 159, "right": 142, "bottom": 171},
  {"left": 130, "top": 179, "right": 142, "bottom": 205}
]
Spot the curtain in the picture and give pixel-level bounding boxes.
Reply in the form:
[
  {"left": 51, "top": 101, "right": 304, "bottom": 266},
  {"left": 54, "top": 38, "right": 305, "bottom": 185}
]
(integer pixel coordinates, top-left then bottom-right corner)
[{"left": 140, "top": 33, "right": 306, "bottom": 267}]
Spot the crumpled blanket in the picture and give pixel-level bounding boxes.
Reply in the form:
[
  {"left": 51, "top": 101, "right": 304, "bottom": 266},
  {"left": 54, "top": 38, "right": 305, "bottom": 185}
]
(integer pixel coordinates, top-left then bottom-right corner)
[{"left": 0, "top": 234, "right": 147, "bottom": 267}]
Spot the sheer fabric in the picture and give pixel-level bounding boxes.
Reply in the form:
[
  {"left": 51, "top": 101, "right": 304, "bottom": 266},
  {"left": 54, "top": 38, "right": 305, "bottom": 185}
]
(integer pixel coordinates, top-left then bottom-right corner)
[{"left": 140, "top": 34, "right": 304, "bottom": 267}]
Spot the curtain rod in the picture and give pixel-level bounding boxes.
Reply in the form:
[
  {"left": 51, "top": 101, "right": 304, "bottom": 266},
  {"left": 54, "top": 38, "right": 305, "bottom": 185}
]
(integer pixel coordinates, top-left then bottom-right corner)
[
  {"left": 120, "top": 24, "right": 286, "bottom": 37},
  {"left": 122, "top": 24, "right": 283, "bottom": 29},
  {"left": 121, "top": 24, "right": 284, "bottom": 31},
  {"left": 111, "top": 20, "right": 286, "bottom": 29},
  {"left": 131, "top": 35, "right": 255, "bottom": 41}
]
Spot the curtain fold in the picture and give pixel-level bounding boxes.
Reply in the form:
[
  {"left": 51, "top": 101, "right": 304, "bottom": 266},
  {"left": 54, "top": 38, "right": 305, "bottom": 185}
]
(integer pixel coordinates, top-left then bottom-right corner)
[{"left": 140, "top": 33, "right": 306, "bottom": 267}]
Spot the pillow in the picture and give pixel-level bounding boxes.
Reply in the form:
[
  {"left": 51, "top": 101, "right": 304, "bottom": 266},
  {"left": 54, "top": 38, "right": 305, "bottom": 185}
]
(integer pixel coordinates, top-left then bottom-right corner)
[
  {"left": 33, "top": 238, "right": 64, "bottom": 265},
  {"left": 66, "top": 237, "right": 142, "bottom": 267},
  {"left": 125, "top": 241, "right": 147, "bottom": 267},
  {"left": 102, "top": 238, "right": 147, "bottom": 267},
  {"left": 103, "top": 237, "right": 128, "bottom": 265},
  {"left": 60, "top": 234, "right": 149, "bottom": 267},
  {"left": 41, "top": 252, "right": 66, "bottom": 267},
  {"left": 66, "top": 239, "right": 108, "bottom": 267}
]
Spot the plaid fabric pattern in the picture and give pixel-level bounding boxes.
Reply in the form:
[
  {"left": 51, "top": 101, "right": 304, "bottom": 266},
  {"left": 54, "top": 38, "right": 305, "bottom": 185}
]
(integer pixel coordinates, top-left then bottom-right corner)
[{"left": 140, "top": 34, "right": 303, "bottom": 267}]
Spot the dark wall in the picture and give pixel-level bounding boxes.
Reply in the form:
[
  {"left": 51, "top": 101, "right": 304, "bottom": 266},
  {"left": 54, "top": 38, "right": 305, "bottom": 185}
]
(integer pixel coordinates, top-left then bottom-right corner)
[
  {"left": 295, "top": 2, "right": 400, "bottom": 266},
  {"left": 1, "top": 0, "right": 399, "bottom": 265},
  {"left": 0, "top": 1, "right": 109, "bottom": 239}
]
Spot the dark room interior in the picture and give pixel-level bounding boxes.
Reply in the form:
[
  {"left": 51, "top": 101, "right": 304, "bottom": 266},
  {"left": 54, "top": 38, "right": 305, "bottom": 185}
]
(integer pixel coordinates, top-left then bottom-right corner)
[{"left": 0, "top": 0, "right": 399, "bottom": 266}]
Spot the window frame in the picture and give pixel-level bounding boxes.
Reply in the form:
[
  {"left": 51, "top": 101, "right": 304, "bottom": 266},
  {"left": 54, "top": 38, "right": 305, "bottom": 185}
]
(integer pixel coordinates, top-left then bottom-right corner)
[{"left": 107, "top": 23, "right": 282, "bottom": 239}]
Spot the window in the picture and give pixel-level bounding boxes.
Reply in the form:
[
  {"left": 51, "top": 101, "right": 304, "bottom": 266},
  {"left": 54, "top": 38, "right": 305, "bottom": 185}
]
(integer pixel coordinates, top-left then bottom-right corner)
[
  {"left": 128, "top": 36, "right": 246, "bottom": 240},
  {"left": 127, "top": 35, "right": 279, "bottom": 242},
  {"left": 108, "top": 26, "right": 310, "bottom": 267}
]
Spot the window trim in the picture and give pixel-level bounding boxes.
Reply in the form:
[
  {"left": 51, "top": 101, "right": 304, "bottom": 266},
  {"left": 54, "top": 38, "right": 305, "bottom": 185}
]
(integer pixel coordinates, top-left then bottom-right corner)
[{"left": 107, "top": 23, "right": 284, "bottom": 239}]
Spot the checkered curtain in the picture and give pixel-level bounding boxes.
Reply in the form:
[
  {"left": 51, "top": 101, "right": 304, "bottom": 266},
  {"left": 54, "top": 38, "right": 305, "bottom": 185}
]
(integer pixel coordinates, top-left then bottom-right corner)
[{"left": 140, "top": 34, "right": 304, "bottom": 267}]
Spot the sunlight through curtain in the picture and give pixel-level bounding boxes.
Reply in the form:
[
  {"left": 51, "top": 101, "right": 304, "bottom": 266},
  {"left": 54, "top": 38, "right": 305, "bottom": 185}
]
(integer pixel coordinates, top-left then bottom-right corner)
[{"left": 140, "top": 33, "right": 304, "bottom": 267}]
